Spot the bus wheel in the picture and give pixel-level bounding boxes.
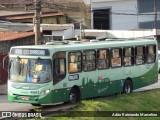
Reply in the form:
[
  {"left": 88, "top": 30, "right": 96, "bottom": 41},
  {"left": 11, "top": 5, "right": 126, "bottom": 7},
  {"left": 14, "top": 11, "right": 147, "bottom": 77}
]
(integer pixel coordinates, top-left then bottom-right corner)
[
  {"left": 69, "top": 89, "right": 79, "bottom": 103},
  {"left": 123, "top": 80, "right": 133, "bottom": 94},
  {"left": 31, "top": 103, "right": 41, "bottom": 106}
]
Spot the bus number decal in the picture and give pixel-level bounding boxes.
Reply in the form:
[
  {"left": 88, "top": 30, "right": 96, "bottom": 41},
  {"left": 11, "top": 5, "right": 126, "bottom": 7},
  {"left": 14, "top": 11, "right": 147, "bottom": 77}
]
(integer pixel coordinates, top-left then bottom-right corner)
[
  {"left": 30, "top": 91, "right": 39, "bottom": 94},
  {"left": 69, "top": 74, "right": 79, "bottom": 81}
]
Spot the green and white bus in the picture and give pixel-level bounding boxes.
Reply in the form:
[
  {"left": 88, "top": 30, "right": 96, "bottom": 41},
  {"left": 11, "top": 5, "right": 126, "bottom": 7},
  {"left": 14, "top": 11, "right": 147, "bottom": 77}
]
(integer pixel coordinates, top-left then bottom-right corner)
[{"left": 7, "top": 38, "right": 158, "bottom": 106}]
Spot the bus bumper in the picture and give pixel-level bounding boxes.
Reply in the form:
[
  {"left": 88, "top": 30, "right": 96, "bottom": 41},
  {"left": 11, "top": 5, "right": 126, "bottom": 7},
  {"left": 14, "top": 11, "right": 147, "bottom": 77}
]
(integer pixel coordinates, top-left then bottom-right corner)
[{"left": 8, "top": 92, "right": 53, "bottom": 104}]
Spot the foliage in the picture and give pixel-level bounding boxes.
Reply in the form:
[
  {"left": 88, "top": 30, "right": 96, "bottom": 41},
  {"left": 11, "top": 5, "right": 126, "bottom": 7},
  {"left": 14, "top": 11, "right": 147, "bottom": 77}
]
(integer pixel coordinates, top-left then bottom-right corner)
[{"left": 30, "top": 89, "right": 160, "bottom": 120}]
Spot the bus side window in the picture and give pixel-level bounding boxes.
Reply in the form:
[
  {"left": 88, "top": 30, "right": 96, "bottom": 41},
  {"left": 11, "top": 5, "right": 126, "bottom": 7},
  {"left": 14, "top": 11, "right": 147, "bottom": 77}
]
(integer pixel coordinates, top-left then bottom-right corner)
[
  {"left": 83, "top": 50, "right": 96, "bottom": 71},
  {"left": 68, "top": 52, "right": 82, "bottom": 73},
  {"left": 54, "top": 59, "right": 66, "bottom": 75},
  {"left": 53, "top": 51, "right": 66, "bottom": 85},
  {"left": 123, "top": 47, "right": 134, "bottom": 66},
  {"left": 111, "top": 48, "right": 122, "bottom": 68},
  {"left": 135, "top": 46, "right": 145, "bottom": 65},
  {"left": 97, "top": 49, "right": 109, "bottom": 69},
  {"left": 146, "top": 45, "right": 156, "bottom": 64}
]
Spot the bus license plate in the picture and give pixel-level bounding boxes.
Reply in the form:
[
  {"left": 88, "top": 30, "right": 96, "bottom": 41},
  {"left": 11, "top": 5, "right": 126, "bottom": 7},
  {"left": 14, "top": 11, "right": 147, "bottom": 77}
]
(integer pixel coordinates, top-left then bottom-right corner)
[{"left": 21, "top": 97, "right": 29, "bottom": 101}]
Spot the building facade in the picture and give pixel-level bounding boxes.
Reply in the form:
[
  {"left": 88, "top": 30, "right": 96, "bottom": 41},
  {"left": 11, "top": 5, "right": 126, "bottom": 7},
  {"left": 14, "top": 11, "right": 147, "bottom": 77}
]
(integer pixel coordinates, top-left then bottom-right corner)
[
  {"left": 0, "top": 11, "right": 67, "bottom": 24},
  {"left": 0, "top": 32, "right": 35, "bottom": 53},
  {"left": 42, "top": 24, "right": 75, "bottom": 41},
  {"left": 91, "top": 0, "right": 160, "bottom": 30},
  {"left": 0, "top": 0, "right": 91, "bottom": 29}
]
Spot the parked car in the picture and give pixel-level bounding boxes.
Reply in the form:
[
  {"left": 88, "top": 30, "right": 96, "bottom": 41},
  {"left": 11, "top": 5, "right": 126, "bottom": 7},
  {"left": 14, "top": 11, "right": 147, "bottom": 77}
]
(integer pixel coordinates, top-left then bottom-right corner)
[{"left": 158, "top": 51, "right": 160, "bottom": 73}]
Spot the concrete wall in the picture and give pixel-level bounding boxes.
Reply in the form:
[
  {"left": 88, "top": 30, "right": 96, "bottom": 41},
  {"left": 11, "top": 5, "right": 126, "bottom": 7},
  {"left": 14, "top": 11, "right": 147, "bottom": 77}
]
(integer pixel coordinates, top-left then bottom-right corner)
[
  {"left": 92, "top": 0, "right": 138, "bottom": 30},
  {"left": 0, "top": 35, "right": 34, "bottom": 53},
  {"left": 52, "top": 28, "right": 74, "bottom": 40},
  {"left": 64, "top": 28, "right": 75, "bottom": 39}
]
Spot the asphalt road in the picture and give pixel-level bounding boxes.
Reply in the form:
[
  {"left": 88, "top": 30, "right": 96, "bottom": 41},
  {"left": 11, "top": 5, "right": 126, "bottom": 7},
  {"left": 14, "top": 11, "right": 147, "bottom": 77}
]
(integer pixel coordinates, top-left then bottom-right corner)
[{"left": 0, "top": 95, "right": 38, "bottom": 111}]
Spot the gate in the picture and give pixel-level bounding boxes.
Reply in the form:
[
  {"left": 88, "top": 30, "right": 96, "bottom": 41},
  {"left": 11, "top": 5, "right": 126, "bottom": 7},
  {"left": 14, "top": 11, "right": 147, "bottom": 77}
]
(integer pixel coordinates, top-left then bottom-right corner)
[{"left": 0, "top": 53, "right": 8, "bottom": 85}]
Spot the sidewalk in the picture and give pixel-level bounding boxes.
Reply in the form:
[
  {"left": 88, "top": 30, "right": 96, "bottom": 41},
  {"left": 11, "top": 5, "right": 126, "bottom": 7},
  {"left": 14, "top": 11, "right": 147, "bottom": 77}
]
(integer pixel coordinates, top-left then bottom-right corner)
[
  {"left": 0, "top": 84, "right": 7, "bottom": 95},
  {"left": 133, "top": 80, "right": 160, "bottom": 92}
]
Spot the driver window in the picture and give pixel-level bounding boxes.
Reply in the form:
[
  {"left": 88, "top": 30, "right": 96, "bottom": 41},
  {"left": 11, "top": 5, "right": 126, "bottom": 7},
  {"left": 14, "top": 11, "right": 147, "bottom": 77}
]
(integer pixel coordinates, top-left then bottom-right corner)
[{"left": 54, "top": 59, "right": 65, "bottom": 75}]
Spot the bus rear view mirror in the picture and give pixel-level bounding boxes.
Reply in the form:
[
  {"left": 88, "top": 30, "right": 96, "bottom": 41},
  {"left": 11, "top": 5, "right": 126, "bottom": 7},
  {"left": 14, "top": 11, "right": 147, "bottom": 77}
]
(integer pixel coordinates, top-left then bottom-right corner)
[{"left": 3, "top": 55, "right": 9, "bottom": 71}]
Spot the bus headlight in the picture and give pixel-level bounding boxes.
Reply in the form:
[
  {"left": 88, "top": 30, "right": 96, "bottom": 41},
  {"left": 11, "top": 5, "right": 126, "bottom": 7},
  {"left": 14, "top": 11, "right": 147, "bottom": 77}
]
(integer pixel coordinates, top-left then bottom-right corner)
[{"left": 40, "top": 89, "right": 50, "bottom": 96}]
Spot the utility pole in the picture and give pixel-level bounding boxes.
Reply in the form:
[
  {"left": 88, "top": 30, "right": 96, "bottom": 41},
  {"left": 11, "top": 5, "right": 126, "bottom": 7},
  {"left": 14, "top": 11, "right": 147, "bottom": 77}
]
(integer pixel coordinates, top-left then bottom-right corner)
[
  {"left": 80, "top": 21, "right": 82, "bottom": 40},
  {"left": 154, "top": 0, "right": 157, "bottom": 29},
  {"left": 34, "top": 0, "right": 41, "bottom": 45},
  {"left": 90, "top": 0, "right": 93, "bottom": 29}
]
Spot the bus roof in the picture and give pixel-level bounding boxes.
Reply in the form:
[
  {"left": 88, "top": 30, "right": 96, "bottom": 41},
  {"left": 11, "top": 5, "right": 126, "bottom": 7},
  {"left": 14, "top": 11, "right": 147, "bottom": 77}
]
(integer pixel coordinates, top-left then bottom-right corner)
[{"left": 11, "top": 38, "right": 157, "bottom": 52}]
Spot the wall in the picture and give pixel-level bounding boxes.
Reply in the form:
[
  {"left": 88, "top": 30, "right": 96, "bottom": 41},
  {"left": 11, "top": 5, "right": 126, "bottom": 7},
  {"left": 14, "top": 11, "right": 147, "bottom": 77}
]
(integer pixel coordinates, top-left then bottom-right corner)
[
  {"left": 0, "top": 35, "right": 34, "bottom": 53},
  {"left": 64, "top": 28, "right": 75, "bottom": 39},
  {"left": 7, "top": 16, "right": 67, "bottom": 24},
  {"left": 137, "top": 0, "right": 160, "bottom": 29},
  {"left": 42, "top": 16, "right": 67, "bottom": 24},
  {"left": 51, "top": 29, "right": 74, "bottom": 40},
  {"left": 92, "top": 0, "right": 138, "bottom": 30},
  {"left": 57, "top": 2, "right": 90, "bottom": 29}
]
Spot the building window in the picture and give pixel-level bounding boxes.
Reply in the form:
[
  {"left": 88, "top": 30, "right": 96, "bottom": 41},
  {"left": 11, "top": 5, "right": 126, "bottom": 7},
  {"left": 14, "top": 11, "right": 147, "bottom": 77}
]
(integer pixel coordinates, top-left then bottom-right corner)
[
  {"left": 138, "top": 0, "right": 154, "bottom": 13},
  {"left": 53, "top": 36, "right": 63, "bottom": 41},
  {"left": 97, "top": 49, "right": 109, "bottom": 69},
  {"left": 139, "top": 21, "right": 160, "bottom": 29},
  {"left": 93, "top": 9, "right": 110, "bottom": 30},
  {"left": 111, "top": 48, "right": 122, "bottom": 68},
  {"left": 43, "top": 30, "right": 52, "bottom": 35},
  {"left": 83, "top": 50, "right": 96, "bottom": 71},
  {"left": 68, "top": 52, "right": 82, "bottom": 73}
]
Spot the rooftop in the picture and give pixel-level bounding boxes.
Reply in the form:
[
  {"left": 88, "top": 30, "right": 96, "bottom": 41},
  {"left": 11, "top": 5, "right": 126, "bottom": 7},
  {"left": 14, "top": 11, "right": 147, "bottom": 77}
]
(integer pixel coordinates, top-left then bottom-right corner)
[
  {"left": 0, "top": 32, "right": 34, "bottom": 41},
  {"left": 0, "top": 11, "right": 65, "bottom": 20},
  {"left": 0, "top": 11, "right": 33, "bottom": 17},
  {"left": 0, "top": 23, "right": 33, "bottom": 32},
  {"left": 0, "top": 0, "right": 84, "bottom": 4},
  {"left": 42, "top": 24, "right": 74, "bottom": 31},
  {"left": 0, "top": 23, "right": 74, "bottom": 32}
]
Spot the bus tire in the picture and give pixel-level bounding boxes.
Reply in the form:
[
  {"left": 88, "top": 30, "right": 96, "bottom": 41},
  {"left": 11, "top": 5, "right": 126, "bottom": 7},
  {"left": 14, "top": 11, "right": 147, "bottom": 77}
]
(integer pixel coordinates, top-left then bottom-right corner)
[
  {"left": 123, "top": 80, "right": 133, "bottom": 94},
  {"left": 31, "top": 103, "right": 41, "bottom": 106},
  {"left": 69, "top": 89, "right": 79, "bottom": 103}
]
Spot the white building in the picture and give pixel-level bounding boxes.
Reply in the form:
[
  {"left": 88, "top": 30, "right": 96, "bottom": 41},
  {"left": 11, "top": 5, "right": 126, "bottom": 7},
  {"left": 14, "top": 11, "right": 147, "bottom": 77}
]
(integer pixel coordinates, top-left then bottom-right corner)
[
  {"left": 0, "top": 23, "right": 75, "bottom": 42},
  {"left": 91, "top": 0, "right": 160, "bottom": 30},
  {"left": 42, "top": 24, "right": 75, "bottom": 41}
]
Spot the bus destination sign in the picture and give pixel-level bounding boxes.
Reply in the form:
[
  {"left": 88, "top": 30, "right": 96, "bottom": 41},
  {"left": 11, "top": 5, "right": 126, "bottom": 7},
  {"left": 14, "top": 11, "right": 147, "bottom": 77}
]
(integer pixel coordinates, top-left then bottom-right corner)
[{"left": 11, "top": 48, "right": 50, "bottom": 56}]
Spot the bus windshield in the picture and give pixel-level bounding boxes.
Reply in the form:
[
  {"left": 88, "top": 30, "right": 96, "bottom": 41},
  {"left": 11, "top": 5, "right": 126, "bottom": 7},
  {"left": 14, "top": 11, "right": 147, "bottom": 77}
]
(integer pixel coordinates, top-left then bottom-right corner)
[{"left": 9, "top": 58, "right": 52, "bottom": 83}]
